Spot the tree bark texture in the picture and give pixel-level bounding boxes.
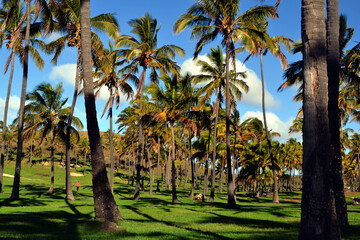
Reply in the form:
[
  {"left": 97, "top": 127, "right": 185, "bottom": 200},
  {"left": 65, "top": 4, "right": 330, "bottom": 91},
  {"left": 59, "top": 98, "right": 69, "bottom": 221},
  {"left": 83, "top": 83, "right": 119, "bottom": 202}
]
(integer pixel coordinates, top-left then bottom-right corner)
[
  {"left": 326, "top": 0, "right": 348, "bottom": 228},
  {"left": 80, "top": 0, "right": 122, "bottom": 221},
  {"left": 299, "top": 0, "right": 340, "bottom": 238}
]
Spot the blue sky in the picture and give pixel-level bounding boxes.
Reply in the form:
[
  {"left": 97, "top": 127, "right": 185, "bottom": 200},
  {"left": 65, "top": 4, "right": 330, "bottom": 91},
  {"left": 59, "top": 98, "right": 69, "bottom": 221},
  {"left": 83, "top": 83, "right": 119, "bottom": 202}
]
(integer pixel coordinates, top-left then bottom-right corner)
[{"left": 1, "top": 0, "right": 359, "bottom": 142}]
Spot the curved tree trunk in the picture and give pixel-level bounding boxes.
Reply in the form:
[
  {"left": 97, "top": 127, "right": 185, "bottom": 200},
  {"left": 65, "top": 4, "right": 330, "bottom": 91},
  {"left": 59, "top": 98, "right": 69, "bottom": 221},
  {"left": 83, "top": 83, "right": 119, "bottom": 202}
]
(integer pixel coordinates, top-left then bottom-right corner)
[
  {"left": 259, "top": 52, "right": 279, "bottom": 203},
  {"left": 171, "top": 123, "right": 178, "bottom": 203},
  {"left": 65, "top": 49, "right": 81, "bottom": 201},
  {"left": 0, "top": 50, "right": 15, "bottom": 193},
  {"left": 80, "top": 0, "right": 122, "bottom": 221},
  {"left": 225, "top": 39, "right": 236, "bottom": 208},
  {"left": 326, "top": 0, "right": 348, "bottom": 228},
  {"left": 10, "top": 1, "right": 31, "bottom": 201},
  {"left": 299, "top": 0, "right": 339, "bottom": 238}
]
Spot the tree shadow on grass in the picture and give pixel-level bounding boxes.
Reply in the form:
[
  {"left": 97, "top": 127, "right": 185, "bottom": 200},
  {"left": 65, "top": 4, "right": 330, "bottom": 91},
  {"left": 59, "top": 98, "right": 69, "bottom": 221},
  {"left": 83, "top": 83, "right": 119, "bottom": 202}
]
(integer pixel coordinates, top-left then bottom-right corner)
[
  {"left": 0, "top": 203, "right": 93, "bottom": 240},
  {"left": 123, "top": 204, "right": 234, "bottom": 240}
]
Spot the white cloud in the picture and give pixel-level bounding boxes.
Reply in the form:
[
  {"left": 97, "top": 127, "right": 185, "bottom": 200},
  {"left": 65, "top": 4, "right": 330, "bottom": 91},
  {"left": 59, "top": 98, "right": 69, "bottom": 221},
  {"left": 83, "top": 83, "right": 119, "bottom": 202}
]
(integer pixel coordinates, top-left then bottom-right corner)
[
  {"left": 49, "top": 64, "right": 77, "bottom": 85},
  {"left": 180, "top": 55, "right": 280, "bottom": 109},
  {"left": 0, "top": 95, "right": 21, "bottom": 123},
  {"left": 241, "top": 111, "right": 302, "bottom": 142}
]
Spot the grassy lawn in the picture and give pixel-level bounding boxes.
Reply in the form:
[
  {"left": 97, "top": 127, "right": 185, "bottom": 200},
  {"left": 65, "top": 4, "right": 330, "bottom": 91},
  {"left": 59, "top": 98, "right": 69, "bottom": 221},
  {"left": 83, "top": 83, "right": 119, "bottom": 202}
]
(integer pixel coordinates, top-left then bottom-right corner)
[{"left": 1, "top": 161, "right": 359, "bottom": 239}]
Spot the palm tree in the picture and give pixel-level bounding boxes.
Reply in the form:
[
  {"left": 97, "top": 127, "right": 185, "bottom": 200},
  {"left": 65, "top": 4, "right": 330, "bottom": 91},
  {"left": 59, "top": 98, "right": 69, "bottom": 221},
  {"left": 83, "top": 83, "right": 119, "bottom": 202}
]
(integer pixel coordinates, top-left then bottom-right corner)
[
  {"left": 117, "top": 13, "right": 184, "bottom": 200},
  {"left": 280, "top": 14, "right": 353, "bottom": 226},
  {"left": 93, "top": 41, "right": 134, "bottom": 193},
  {"left": 193, "top": 46, "right": 248, "bottom": 202},
  {"left": 241, "top": 13, "right": 292, "bottom": 203},
  {"left": 10, "top": 0, "right": 36, "bottom": 200},
  {"left": 80, "top": 0, "right": 121, "bottom": 222},
  {"left": 45, "top": 0, "right": 120, "bottom": 201},
  {"left": 299, "top": 0, "right": 340, "bottom": 238},
  {"left": 175, "top": 0, "right": 274, "bottom": 208},
  {"left": 146, "top": 74, "right": 195, "bottom": 203},
  {"left": 22, "top": 83, "right": 83, "bottom": 194},
  {"left": 0, "top": 0, "right": 45, "bottom": 193}
]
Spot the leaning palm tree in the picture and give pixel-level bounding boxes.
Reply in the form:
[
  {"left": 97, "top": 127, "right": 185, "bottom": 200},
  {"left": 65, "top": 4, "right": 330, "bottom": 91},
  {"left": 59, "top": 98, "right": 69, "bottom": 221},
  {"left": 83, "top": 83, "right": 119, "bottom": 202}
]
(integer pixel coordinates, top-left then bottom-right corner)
[
  {"left": 45, "top": 0, "right": 119, "bottom": 201},
  {"left": 93, "top": 41, "right": 134, "bottom": 193},
  {"left": 193, "top": 45, "right": 248, "bottom": 202},
  {"left": 175, "top": 0, "right": 274, "bottom": 208},
  {"left": 117, "top": 12, "right": 184, "bottom": 200},
  {"left": 21, "top": 83, "right": 83, "bottom": 194},
  {"left": 80, "top": 0, "right": 122, "bottom": 222},
  {"left": 0, "top": 0, "right": 45, "bottom": 193}
]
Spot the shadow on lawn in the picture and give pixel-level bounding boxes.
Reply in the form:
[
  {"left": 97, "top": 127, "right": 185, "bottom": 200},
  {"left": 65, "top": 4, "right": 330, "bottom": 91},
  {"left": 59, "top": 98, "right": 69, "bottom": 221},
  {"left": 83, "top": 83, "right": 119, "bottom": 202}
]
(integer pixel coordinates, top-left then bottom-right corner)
[
  {"left": 123, "top": 204, "right": 234, "bottom": 240},
  {"left": 0, "top": 200, "right": 93, "bottom": 240}
]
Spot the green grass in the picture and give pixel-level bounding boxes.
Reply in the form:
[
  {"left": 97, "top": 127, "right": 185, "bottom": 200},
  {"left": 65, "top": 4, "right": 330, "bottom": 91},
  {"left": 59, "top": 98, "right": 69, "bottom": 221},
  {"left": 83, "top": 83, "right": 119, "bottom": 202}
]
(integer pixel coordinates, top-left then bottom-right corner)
[{"left": 1, "top": 161, "right": 359, "bottom": 239}]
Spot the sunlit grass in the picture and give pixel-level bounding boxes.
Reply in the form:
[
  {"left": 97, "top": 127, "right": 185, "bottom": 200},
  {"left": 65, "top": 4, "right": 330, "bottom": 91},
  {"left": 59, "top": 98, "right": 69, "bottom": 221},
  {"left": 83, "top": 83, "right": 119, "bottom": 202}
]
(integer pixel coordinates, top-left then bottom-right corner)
[{"left": 1, "top": 161, "right": 359, "bottom": 239}]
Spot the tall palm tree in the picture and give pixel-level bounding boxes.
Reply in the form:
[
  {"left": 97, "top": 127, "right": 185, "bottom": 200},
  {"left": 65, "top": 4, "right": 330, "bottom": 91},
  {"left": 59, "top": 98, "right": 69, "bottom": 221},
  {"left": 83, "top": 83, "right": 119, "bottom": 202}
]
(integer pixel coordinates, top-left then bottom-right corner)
[
  {"left": 241, "top": 14, "right": 292, "bottom": 203},
  {"left": 45, "top": 0, "right": 119, "bottom": 201},
  {"left": 0, "top": 0, "right": 45, "bottom": 193},
  {"left": 80, "top": 0, "right": 121, "bottom": 221},
  {"left": 117, "top": 13, "right": 184, "bottom": 200},
  {"left": 193, "top": 46, "right": 248, "bottom": 202},
  {"left": 280, "top": 14, "right": 353, "bottom": 226},
  {"left": 93, "top": 41, "right": 134, "bottom": 193},
  {"left": 10, "top": 0, "right": 35, "bottom": 200},
  {"left": 21, "top": 83, "right": 83, "bottom": 194},
  {"left": 175, "top": 0, "right": 274, "bottom": 208},
  {"left": 299, "top": 0, "right": 340, "bottom": 238}
]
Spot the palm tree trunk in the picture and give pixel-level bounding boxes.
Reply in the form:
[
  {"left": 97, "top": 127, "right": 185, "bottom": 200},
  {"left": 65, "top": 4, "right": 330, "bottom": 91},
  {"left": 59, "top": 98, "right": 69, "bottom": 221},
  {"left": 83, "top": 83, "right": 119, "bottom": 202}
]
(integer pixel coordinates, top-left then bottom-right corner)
[
  {"left": 326, "top": 0, "right": 348, "bottom": 228},
  {"left": 47, "top": 133, "right": 56, "bottom": 194},
  {"left": 203, "top": 129, "right": 211, "bottom": 197},
  {"left": 10, "top": 0, "right": 31, "bottom": 201},
  {"left": 0, "top": 50, "right": 15, "bottom": 193},
  {"left": 131, "top": 140, "right": 135, "bottom": 186},
  {"left": 134, "top": 68, "right": 146, "bottom": 200},
  {"left": 210, "top": 99, "right": 220, "bottom": 202},
  {"left": 259, "top": 52, "right": 279, "bottom": 203},
  {"left": 29, "top": 140, "right": 33, "bottom": 168},
  {"left": 65, "top": 49, "right": 81, "bottom": 201},
  {"left": 83, "top": 150, "right": 86, "bottom": 177},
  {"left": 80, "top": 0, "right": 121, "bottom": 221},
  {"left": 189, "top": 130, "right": 194, "bottom": 198},
  {"left": 109, "top": 92, "right": 114, "bottom": 194},
  {"left": 225, "top": 39, "right": 236, "bottom": 208},
  {"left": 299, "top": 0, "right": 339, "bottom": 238},
  {"left": 219, "top": 160, "right": 224, "bottom": 193},
  {"left": 156, "top": 137, "right": 161, "bottom": 192},
  {"left": 171, "top": 123, "right": 178, "bottom": 203},
  {"left": 146, "top": 142, "right": 153, "bottom": 195}
]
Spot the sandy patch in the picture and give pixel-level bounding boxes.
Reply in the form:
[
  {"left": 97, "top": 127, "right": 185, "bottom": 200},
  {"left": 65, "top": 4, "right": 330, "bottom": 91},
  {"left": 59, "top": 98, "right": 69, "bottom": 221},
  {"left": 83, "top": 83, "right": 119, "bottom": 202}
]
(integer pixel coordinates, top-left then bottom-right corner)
[
  {"left": 3, "top": 173, "right": 14, "bottom": 178},
  {"left": 70, "top": 172, "right": 83, "bottom": 177}
]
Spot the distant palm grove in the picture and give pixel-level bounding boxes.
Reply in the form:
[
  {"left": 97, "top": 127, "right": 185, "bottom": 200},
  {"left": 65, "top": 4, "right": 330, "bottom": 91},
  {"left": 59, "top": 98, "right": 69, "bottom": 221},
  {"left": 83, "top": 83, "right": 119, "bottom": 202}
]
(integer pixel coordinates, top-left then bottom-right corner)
[{"left": 0, "top": 0, "right": 359, "bottom": 239}]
